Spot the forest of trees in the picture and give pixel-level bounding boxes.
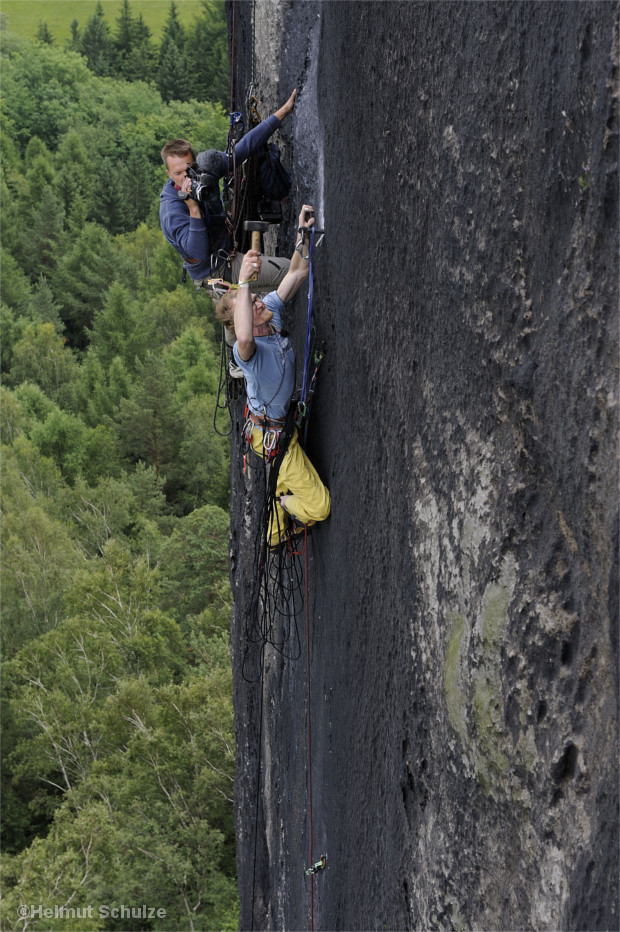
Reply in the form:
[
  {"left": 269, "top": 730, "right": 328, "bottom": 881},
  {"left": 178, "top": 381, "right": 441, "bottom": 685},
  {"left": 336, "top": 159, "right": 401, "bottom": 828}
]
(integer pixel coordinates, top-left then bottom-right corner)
[
  {"left": 34, "top": 0, "right": 229, "bottom": 108},
  {"left": 1, "top": 3, "right": 239, "bottom": 929}
]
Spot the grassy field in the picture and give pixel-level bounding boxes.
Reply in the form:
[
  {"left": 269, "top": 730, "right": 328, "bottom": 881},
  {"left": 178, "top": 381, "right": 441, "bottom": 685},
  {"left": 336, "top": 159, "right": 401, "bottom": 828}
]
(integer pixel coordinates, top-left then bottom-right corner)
[{"left": 0, "top": 0, "right": 208, "bottom": 43}]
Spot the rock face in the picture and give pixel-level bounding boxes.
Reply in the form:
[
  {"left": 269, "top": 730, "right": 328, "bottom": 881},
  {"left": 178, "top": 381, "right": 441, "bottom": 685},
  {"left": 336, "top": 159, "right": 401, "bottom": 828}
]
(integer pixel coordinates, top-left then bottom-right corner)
[{"left": 226, "top": 2, "right": 619, "bottom": 929}]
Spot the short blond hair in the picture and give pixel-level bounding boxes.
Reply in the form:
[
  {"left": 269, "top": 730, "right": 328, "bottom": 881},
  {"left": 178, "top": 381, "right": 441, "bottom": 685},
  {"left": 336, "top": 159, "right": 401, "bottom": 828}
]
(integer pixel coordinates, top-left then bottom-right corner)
[
  {"left": 161, "top": 138, "right": 196, "bottom": 166},
  {"left": 214, "top": 291, "right": 236, "bottom": 333}
]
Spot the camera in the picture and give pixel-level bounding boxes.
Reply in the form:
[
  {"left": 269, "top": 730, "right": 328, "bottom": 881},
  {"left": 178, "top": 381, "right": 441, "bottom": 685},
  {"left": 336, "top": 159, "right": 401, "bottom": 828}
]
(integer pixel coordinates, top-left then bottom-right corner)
[
  {"left": 177, "top": 165, "right": 220, "bottom": 206},
  {"left": 177, "top": 149, "right": 223, "bottom": 213}
]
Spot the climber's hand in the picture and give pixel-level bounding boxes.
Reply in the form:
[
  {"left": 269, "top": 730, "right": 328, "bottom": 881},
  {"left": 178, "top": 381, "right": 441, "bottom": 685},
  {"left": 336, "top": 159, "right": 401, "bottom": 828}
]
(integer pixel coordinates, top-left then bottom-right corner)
[
  {"left": 298, "top": 204, "right": 315, "bottom": 231},
  {"left": 275, "top": 89, "right": 297, "bottom": 122},
  {"left": 240, "top": 249, "right": 261, "bottom": 284}
]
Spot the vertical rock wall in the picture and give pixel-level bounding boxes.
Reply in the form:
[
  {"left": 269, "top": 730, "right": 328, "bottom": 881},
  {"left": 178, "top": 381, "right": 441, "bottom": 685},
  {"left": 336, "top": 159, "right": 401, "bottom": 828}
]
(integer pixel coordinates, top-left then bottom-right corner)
[{"left": 227, "top": 2, "right": 619, "bottom": 929}]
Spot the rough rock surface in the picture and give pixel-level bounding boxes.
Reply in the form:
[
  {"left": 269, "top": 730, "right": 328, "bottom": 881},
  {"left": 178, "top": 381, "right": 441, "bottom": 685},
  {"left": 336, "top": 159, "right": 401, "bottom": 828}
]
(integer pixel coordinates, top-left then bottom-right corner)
[{"left": 226, "top": 2, "right": 619, "bottom": 930}]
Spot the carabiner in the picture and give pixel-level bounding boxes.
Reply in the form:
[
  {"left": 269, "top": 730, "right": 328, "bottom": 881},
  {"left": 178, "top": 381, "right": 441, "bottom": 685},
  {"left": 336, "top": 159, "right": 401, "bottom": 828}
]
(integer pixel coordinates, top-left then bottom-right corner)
[
  {"left": 243, "top": 416, "right": 254, "bottom": 443},
  {"left": 263, "top": 428, "right": 278, "bottom": 454}
]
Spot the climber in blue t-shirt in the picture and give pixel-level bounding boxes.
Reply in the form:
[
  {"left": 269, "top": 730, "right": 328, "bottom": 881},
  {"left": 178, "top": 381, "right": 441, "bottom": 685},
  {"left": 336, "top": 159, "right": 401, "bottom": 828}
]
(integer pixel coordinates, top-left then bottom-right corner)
[
  {"left": 214, "top": 204, "right": 331, "bottom": 544},
  {"left": 232, "top": 289, "right": 296, "bottom": 422},
  {"left": 159, "top": 90, "right": 296, "bottom": 290}
]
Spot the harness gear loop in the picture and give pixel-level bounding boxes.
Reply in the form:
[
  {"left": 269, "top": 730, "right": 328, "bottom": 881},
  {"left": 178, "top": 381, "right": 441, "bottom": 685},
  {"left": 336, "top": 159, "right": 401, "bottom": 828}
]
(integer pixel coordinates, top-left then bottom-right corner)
[{"left": 242, "top": 407, "right": 289, "bottom": 475}]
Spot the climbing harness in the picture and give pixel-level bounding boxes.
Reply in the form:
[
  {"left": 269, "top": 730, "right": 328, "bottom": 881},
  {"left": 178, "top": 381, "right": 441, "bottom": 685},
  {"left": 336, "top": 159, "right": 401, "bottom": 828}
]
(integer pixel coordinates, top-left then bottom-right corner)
[{"left": 242, "top": 408, "right": 289, "bottom": 474}]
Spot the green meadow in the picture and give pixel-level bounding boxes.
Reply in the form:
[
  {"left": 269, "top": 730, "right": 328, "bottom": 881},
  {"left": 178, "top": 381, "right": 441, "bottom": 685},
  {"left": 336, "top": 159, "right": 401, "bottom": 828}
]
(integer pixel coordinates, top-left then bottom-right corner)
[{"left": 0, "top": 0, "right": 207, "bottom": 43}]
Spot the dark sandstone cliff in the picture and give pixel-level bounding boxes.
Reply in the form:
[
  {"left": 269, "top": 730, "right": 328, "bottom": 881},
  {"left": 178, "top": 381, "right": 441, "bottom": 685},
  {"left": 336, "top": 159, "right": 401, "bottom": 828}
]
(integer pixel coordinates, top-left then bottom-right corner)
[{"left": 225, "top": 2, "right": 619, "bottom": 930}]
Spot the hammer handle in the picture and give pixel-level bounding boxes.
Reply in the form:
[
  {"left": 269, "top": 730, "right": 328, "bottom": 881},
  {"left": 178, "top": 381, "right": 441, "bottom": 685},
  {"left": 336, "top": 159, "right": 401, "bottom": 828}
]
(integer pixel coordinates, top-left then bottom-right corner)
[{"left": 249, "top": 232, "right": 261, "bottom": 280}]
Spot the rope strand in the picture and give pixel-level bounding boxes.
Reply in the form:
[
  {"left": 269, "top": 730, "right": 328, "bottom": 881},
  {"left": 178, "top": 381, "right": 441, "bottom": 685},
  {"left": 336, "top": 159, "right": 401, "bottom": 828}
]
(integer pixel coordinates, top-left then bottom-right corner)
[{"left": 300, "top": 226, "right": 316, "bottom": 406}]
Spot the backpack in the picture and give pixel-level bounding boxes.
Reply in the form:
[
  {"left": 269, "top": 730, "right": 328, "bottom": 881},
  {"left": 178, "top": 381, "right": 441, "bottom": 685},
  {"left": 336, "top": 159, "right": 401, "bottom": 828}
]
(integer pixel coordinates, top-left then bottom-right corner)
[{"left": 258, "top": 142, "right": 292, "bottom": 201}]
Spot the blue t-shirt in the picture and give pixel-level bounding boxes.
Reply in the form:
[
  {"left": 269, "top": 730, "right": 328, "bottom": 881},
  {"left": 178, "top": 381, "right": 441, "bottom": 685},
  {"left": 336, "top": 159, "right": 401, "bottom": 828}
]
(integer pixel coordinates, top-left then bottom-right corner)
[{"left": 233, "top": 292, "right": 295, "bottom": 420}]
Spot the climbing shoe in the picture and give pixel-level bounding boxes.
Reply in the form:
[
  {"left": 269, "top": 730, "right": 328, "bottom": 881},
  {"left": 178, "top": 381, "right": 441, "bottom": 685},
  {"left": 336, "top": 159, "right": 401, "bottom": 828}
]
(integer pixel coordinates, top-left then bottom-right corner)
[
  {"left": 268, "top": 522, "right": 313, "bottom": 553},
  {"left": 291, "top": 520, "right": 315, "bottom": 537},
  {"left": 268, "top": 525, "right": 289, "bottom": 552}
]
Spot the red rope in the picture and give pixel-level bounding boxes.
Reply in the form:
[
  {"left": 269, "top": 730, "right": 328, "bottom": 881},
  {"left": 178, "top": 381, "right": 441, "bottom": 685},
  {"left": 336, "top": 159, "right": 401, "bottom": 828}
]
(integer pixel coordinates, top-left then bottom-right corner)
[{"left": 304, "top": 527, "right": 315, "bottom": 930}]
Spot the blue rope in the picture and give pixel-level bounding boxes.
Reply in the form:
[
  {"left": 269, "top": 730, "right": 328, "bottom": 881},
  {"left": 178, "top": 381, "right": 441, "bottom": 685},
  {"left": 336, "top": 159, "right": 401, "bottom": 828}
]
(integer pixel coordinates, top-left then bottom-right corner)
[{"left": 300, "top": 225, "right": 315, "bottom": 407}]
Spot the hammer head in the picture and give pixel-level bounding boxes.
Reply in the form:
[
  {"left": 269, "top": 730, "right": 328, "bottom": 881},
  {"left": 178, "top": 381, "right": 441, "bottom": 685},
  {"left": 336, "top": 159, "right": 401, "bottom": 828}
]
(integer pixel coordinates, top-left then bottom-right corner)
[{"left": 244, "top": 220, "right": 269, "bottom": 234}]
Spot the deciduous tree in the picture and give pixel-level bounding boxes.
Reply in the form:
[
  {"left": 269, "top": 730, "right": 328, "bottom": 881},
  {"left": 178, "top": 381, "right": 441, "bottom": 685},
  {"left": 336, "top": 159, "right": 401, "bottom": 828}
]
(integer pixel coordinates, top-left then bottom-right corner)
[
  {"left": 171, "top": 394, "right": 230, "bottom": 512},
  {"left": 9, "top": 322, "right": 79, "bottom": 407},
  {"left": 1, "top": 43, "right": 93, "bottom": 150},
  {"left": 30, "top": 407, "right": 89, "bottom": 484},
  {"left": 1, "top": 444, "right": 81, "bottom": 653},
  {"left": 159, "top": 505, "right": 229, "bottom": 621}
]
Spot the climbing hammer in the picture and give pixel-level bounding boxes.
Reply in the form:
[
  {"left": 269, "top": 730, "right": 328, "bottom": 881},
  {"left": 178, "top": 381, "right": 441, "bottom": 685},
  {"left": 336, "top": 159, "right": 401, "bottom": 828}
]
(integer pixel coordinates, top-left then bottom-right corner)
[{"left": 244, "top": 219, "right": 269, "bottom": 280}]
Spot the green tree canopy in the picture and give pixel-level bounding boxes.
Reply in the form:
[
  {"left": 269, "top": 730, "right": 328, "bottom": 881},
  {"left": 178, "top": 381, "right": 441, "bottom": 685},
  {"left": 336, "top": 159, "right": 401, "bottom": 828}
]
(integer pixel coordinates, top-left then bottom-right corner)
[
  {"left": 157, "top": 3, "right": 190, "bottom": 104},
  {"left": 30, "top": 407, "right": 89, "bottom": 484},
  {"left": 1, "top": 21, "right": 236, "bottom": 926},
  {"left": 115, "top": 352, "right": 180, "bottom": 482},
  {"left": 79, "top": 1, "right": 115, "bottom": 77},
  {"left": 36, "top": 21, "right": 54, "bottom": 45},
  {"left": 159, "top": 504, "right": 229, "bottom": 623},
  {"left": 187, "top": 0, "right": 230, "bottom": 108},
  {"left": 0, "top": 436, "right": 81, "bottom": 654},
  {"left": 15, "top": 186, "right": 65, "bottom": 278},
  {"left": 51, "top": 224, "right": 137, "bottom": 347},
  {"left": 114, "top": 0, "right": 157, "bottom": 83},
  {"left": 86, "top": 282, "right": 147, "bottom": 372},
  {"left": 9, "top": 322, "right": 79, "bottom": 406},
  {"left": 1, "top": 41, "right": 94, "bottom": 150}
]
